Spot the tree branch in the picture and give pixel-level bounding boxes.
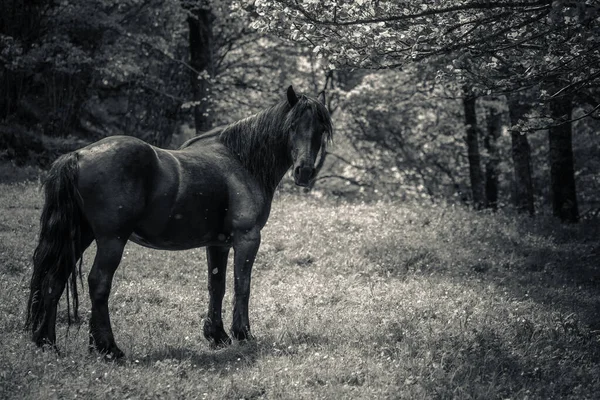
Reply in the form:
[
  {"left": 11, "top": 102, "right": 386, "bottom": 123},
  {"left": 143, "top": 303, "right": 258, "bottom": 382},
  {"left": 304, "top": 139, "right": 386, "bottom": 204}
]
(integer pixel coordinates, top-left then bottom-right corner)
[
  {"left": 326, "top": 152, "right": 370, "bottom": 171},
  {"left": 316, "top": 174, "right": 370, "bottom": 187},
  {"left": 524, "top": 103, "right": 600, "bottom": 132},
  {"left": 550, "top": 70, "right": 600, "bottom": 99},
  {"left": 292, "top": 0, "right": 552, "bottom": 26}
]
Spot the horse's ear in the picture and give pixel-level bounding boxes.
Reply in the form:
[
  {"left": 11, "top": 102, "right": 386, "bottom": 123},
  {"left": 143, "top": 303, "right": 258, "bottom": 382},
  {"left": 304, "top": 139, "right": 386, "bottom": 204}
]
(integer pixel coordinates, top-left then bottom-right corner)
[
  {"left": 318, "top": 91, "right": 326, "bottom": 105},
  {"left": 287, "top": 85, "right": 299, "bottom": 107}
]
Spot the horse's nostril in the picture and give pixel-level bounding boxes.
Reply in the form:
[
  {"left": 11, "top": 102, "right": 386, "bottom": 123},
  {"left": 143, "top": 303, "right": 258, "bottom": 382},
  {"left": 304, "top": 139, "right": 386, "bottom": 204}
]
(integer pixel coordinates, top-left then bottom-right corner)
[{"left": 294, "top": 166, "right": 302, "bottom": 178}]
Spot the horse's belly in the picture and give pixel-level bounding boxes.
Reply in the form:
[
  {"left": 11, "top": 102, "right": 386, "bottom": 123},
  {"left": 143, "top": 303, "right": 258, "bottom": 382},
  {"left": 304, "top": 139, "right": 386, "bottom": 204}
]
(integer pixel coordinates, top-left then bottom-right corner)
[
  {"left": 130, "top": 207, "right": 232, "bottom": 250},
  {"left": 129, "top": 228, "right": 231, "bottom": 250}
]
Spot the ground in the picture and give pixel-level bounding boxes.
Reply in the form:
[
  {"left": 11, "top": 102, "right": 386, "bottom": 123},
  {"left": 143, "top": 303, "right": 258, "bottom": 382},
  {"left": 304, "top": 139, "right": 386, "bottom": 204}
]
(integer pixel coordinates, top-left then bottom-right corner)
[{"left": 1, "top": 181, "right": 599, "bottom": 399}]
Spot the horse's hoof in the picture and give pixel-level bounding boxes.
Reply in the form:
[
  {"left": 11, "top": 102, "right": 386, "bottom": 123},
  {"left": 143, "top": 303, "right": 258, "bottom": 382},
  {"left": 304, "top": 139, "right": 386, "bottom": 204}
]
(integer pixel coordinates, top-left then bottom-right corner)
[
  {"left": 39, "top": 342, "right": 61, "bottom": 356},
  {"left": 204, "top": 320, "right": 232, "bottom": 348},
  {"left": 89, "top": 337, "right": 125, "bottom": 360},
  {"left": 231, "top": 328, "right": 254, "bottom": 342},
  {"left": 92, "top": 345, "right": 124, "bottom": 361},
  {"left": 33, "top": 330, "right": 51, "bottom": 346},
  {"left": 33, "top": 336, "right": 48, "bottom": 348},
  {"left": 102, "top": 347, "right": 125, "bottom": 362},
  {"left": 33, "top": 333, "right": 59, "bottom": 353},
  {"left": 210, "top": 335, "right": 232, "bottom": 349}
]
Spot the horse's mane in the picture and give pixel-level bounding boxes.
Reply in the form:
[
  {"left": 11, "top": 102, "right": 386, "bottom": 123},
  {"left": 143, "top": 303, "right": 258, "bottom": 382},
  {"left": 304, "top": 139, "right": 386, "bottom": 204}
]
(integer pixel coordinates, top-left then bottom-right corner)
[{"left": 216, "top": 95, "right": 333, "bottom": 191}]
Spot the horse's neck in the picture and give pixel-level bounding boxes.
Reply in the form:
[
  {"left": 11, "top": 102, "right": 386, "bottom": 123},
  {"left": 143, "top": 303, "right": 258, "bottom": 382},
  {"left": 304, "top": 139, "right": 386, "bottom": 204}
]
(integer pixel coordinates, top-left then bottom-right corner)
[
  {"left": 263, "top": 152, "right": 293, "bottom": 194},
  {"left": 221, "top": 111, "right": 292, "bottom": 193},
  {"left": 245, "top": 135, "right": 292, "bottom": 194}
]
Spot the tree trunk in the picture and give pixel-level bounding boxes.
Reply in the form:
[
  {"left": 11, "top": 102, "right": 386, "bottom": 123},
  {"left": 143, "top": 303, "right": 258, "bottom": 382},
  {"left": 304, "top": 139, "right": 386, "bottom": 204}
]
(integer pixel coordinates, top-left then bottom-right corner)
[
  {"left": 463, "top": 91, "right": 486, "bottom": 209},
  {"left": 507, "top": 95, "right": 535, "bottom": 215},
  {"left": 187, "top": 3, "right": 214, "bottom": 133},
  {"left": 484, "top": 104, "right": 502, "bottom": 210},
  {"left": 548, "top": 93, "right": 578, "bottom": 222}
]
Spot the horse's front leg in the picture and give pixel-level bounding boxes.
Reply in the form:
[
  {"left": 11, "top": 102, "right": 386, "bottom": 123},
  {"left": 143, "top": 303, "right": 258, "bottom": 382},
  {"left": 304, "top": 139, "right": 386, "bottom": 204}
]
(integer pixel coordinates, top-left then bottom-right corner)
[
  {"left": 231, "top": 227, "right": 261, "bottom": 341},
  {"left": 203, "top": 246, "right": 231, "bottom": 347}
]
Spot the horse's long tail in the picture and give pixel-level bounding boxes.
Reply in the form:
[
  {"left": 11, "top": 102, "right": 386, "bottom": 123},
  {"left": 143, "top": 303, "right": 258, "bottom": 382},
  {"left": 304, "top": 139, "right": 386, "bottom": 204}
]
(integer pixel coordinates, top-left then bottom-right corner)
[{"left": 25, "top": 152, "right": 84, "bottom": 333}]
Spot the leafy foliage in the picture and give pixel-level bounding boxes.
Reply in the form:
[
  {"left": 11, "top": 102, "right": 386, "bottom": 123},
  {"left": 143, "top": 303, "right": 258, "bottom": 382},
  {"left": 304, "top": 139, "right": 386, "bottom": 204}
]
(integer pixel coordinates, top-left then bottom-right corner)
[
  {"left": 327, "top": 68, "right": 468, "bottom": 200},
  {"left": 243, "top": 0, "right": 600, "bottom": 126}
]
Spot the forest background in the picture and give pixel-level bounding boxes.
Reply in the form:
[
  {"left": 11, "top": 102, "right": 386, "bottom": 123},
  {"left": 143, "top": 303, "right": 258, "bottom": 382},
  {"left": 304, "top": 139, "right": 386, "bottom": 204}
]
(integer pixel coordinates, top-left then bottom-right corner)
[
  {"left": 1, "top": 0, "right": 599, "bottom": 222},
  {"left": 1, "top": 2, "right": 600, "bottom": 398}
]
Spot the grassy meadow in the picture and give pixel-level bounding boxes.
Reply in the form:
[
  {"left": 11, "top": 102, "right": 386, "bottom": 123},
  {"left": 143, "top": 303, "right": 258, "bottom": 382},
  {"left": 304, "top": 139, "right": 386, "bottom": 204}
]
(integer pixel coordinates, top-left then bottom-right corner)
[{"left": 1, "top": 180, "right": 599, "bottom": 399}]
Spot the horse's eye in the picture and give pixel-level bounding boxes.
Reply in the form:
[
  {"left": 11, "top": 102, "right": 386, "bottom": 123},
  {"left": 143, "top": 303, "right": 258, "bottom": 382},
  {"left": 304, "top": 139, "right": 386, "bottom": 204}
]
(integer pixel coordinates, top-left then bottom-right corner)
[{"left": 311, "top": 130, "right": 322, "bottom": 150}]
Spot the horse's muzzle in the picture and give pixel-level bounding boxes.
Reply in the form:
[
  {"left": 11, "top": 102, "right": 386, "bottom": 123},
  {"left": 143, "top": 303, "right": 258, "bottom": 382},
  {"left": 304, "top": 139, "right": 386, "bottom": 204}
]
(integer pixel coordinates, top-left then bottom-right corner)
[{"left": 294, "top": 165, "right": 315, "bottom": 187}]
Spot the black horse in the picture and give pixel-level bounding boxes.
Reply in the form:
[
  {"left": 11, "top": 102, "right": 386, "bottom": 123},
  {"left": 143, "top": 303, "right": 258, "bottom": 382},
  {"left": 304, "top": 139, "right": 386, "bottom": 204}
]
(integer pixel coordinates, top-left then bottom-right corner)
[{"left": 25, "top": 86, "right": 333, "bottom": 359}]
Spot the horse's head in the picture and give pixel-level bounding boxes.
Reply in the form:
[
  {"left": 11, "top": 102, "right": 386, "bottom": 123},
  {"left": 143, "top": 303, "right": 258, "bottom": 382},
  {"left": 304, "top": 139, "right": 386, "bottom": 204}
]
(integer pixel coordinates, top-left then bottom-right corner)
[{"left": 285, "top": 85, "right": 333, "bottom": 187}]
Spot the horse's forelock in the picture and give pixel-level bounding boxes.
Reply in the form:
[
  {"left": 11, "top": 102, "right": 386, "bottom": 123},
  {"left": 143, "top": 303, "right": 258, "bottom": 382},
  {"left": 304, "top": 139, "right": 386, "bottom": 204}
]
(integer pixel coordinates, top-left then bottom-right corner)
[{"left": 284, "top": 96, "right": 333, "bottom": 143}]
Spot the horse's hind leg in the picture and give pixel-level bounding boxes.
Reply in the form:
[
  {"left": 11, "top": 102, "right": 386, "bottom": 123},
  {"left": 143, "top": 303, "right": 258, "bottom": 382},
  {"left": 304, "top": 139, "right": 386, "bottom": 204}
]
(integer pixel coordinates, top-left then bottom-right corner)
[
  {"left": 32, "top": 228, "right": 94, "bottom": 349},
  {"left": 203, "top": 246, "right": 231, "bottom": 347},
  {"left": 32, "top": 267, "right": 70, "bottom": 348},
  {"left": 88, "top": 236, "right": 127, "bottom": 360}
]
